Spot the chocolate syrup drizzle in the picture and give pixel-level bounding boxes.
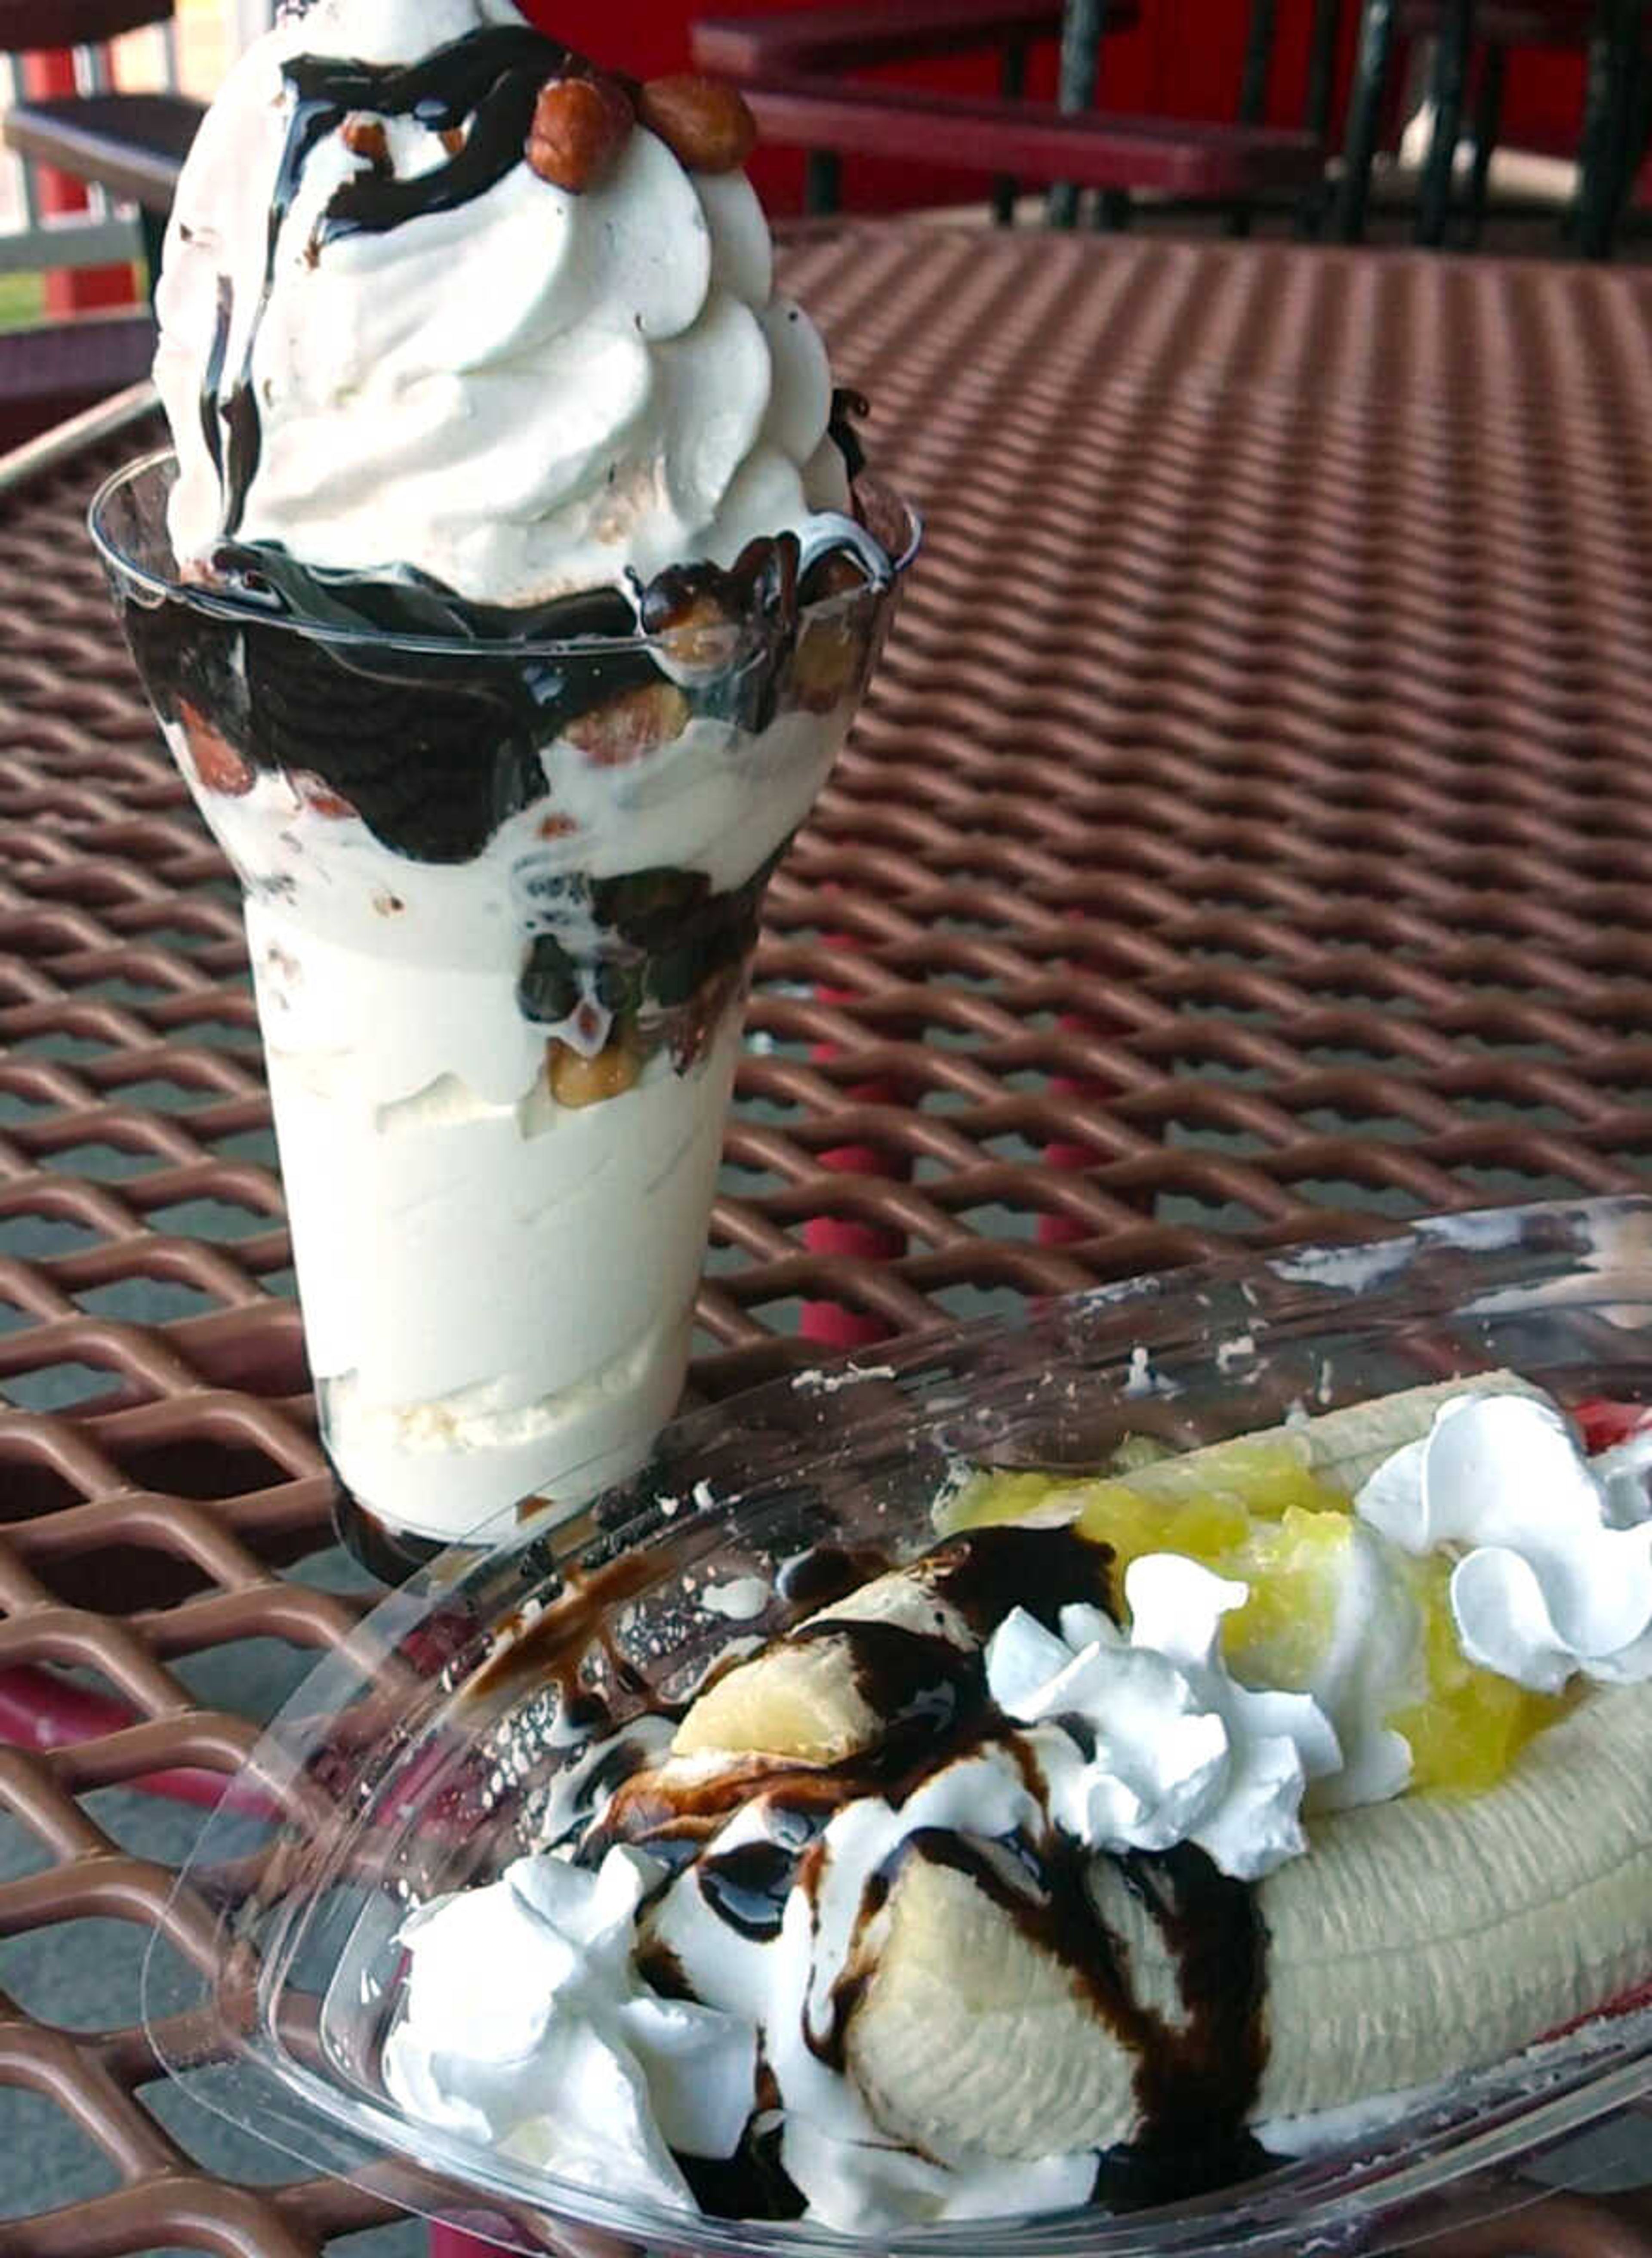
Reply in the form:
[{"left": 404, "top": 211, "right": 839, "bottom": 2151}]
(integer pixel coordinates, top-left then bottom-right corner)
[
  {"left": 192, "top": 20, "right": 875, "bottom": 633},
  {"left": 290, "top": 31, "right": 567, "bottom": 248},
  {"left": 505, "top": 1521, "right": 1276, "bottom": 2220},
  {"left": 203, "top": 26, "right": 570, "bottom": 537}
]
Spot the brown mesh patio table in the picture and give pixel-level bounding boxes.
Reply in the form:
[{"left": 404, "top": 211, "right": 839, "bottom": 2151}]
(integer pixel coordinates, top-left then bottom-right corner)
[{"left": 3, "top": 223, "right": 1652, "bottom": 2258}]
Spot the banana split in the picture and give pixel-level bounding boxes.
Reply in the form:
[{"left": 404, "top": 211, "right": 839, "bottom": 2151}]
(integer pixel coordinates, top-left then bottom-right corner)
[{"left": 381, "top": 1378, "right": 1652, "bottom": 2230}]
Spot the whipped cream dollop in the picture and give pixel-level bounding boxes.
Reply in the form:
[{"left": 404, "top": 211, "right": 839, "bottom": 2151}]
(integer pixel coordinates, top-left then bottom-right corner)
[
  {"left": 381, "top": 1845, "right": 755, "bottom": 2209},
  {"left": 154, "top": 0, "right": 853, "bottom": 603},
  {"left": 386, "top": 1751, "right": 1099, "bottom": 2232},
  {"left": 987, "top": 1559, "right": 1341, "bottom": 1880},
  {"left": 1356, "top": 1394, "right": 1652, "bottom": 1692}
]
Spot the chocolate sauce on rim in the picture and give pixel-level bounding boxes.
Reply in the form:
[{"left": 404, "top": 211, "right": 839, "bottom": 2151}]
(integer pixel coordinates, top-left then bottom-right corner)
[
  {"left": 776, "top": 1543, "right": 892, "bottom": 1612},
  {"left": 464, "top": 1539, "right": 672, "bottom": 1709},
  {"left": 827, "top": 388, "right": 871, "bottom": 484},
  {"left": 922, "top": 1520, "right": 1118, "bottom": 1634}
]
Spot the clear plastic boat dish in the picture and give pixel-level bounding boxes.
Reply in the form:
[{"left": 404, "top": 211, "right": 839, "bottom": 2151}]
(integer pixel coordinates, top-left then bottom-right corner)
[{"left": 145, "top": 1195, "right": 1652, "bottom": 2257}]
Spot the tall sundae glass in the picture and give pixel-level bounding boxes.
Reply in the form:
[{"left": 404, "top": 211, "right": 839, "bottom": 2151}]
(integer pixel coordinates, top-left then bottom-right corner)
[{"left": 89, "top": 0, "right": 915, "bottom": 1574}]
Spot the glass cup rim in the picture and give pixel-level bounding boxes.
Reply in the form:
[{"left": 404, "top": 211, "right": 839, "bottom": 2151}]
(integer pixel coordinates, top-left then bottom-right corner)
[{"left": 88, "top": 447, "right": 922, "bottom": 663}]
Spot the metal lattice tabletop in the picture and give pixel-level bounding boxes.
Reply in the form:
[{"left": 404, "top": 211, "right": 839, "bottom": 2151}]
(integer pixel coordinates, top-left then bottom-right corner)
[{"left": 3, "top": 224, "right": 1652, "bottom": 2256}]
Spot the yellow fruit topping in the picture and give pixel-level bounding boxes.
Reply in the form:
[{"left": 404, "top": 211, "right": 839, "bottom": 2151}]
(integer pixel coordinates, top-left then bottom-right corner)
[
  {"left": 944, "top": 1439, "right": 1339, "bottom": 1558},
  {"left": 944, "top": 1439, "right": 1568, "bottom": 1799},
  {"left": 1390, "top": 1554, "right": 1569, "bottom": 1795},
  {"left": 1224, "top": 1508, "right": 1364, "bottom": 1693}
]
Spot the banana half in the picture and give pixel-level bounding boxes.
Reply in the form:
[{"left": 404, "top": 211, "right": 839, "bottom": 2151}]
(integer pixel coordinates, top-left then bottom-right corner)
[
  {"left": 848, "top": 1675, "right": 1652, "bottom": 2159},
  {"left": 612, "top": 1377, "right": 1652, "bottom": 2169}
]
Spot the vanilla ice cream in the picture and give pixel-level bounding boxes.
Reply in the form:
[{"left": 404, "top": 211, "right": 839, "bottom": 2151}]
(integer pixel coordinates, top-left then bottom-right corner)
[{"left": 103, "top": 0, "right": 911, "bottom": 1552}]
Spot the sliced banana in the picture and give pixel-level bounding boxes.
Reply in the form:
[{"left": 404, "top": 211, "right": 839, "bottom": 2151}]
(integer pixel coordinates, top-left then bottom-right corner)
[
  {"left": 847, "top": 1852, "right": 1140, "bottom": 2166},
  {"left": 672, "top": 1570, "right": 974, "bottom": 1761},
  {"left": 1195, "top": 1370, "right": 1544, "bottom": 1498},
  {"left": 663, "top": 1369, "right": 1643, "bottom": 2171},
  {"left": 847, "top": 1678, "right": 1652, "bottom": 2159}
]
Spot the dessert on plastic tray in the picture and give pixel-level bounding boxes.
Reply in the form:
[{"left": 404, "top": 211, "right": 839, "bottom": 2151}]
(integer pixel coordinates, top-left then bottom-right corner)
[
  {"left": 379, "top": 1376, "right": 1652, "bottom": 2233},
  {"left": 94, "top": 0, "right": 910, "bottom": 1561}
]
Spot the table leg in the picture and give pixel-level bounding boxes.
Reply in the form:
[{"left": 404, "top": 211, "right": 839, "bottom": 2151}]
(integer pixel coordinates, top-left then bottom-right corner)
[
  {"left": 1230, "top": 0, "right": 1280, "bottom": 234},
  {"left": 1575, "top": 0, "right": 1643, "bottom": 258},
  {"left": 804, "top": 149, "right": 841, "bottom": 218},
  {"left": 1304, "top": 0, "right": 1342, "bottom": 140},
  {"left": 991, "top": 33, "right": 1030, "bottom": 225},
  {"left": 800, "top": 935, "right": 909, "bottom": 1350},
  {"left": 801, "top": 1181, "right": 905, "bottom": 1347},
  {"left": 1241, "top": 0, "right": 1279, "bottom": 126}
]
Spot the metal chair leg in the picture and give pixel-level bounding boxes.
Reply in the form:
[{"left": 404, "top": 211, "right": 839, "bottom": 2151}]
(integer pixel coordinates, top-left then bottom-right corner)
[
  {"left": 991, "top": 33, "right": 1029, "bottom": 226},
  {"left": 804, "top": 149, "right": 841, "bottom": 218},
  {"left": 1600, "top": 0, "right": 1646, "bottom": 253},
  {"left": 1048, "top": 0, "right": 1107, "bottom": 228},
  {"left": 1416, "top": 0, "right": 1475, "bottom": 246},
  {"left": 1287, "top": 0, "right": 1343, "bottom": 239},
  {"left": 1304, "top": 0, "right": 1343, "bottom": 140},
  {"left": 1576, "top": 0, "right": 1640, "bottom": 258},
  {"left": 1465, "top": 43, "right": 1504, "bottom": 245},
  {"left": 1337, "top": 0, "right": 1398, "bottom": 242},
  {"left": 1227, "top": 0, "right": 1279, "bottom": 234},
  {"left": 1238, "top": 0, "right": 1279, "bottom": 122}
]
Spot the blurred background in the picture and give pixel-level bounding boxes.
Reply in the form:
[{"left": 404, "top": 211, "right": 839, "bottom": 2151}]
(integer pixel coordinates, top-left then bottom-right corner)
[{"left": 0, "top": 0, "right": 1638, "bottom": 358}]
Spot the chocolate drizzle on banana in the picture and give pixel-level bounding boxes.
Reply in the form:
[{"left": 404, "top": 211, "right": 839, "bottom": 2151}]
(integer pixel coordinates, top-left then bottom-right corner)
[{"left": 509, "top": 1522, "right": 1273, "bottom": 2218}]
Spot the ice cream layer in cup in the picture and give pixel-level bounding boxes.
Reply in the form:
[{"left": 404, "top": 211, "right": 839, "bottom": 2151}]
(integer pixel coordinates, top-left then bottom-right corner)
[{"left": 89, "top": 0, "right": 916, "bottom": 1564}]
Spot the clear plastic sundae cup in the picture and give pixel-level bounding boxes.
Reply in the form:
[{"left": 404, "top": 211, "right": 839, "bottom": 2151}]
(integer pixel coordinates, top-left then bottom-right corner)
[{"left": 91, "top": 448, "right": 916, "bottom": 1576}]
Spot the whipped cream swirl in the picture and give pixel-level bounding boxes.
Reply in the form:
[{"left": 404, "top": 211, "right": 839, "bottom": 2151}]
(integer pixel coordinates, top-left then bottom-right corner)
[
  {"left": 987, "top": 1558, "right": 1342, "bottom": 1881},
  {"left": 1356, "top": 1394, "right": 1652, "bottom": 1692},
  {"left": 154, "top": 0, "right": 853, "bottom": 604}
]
